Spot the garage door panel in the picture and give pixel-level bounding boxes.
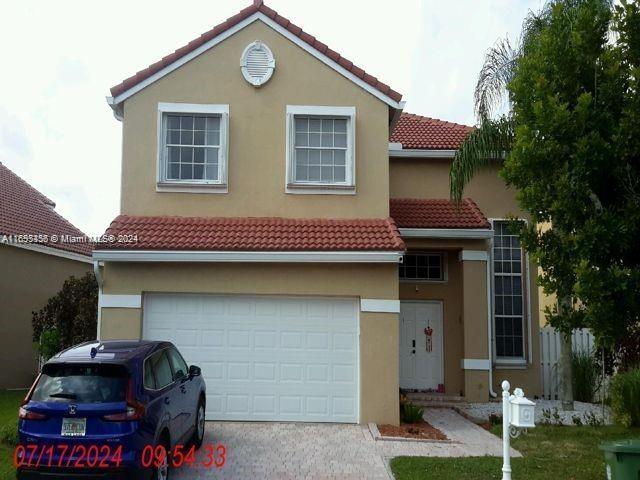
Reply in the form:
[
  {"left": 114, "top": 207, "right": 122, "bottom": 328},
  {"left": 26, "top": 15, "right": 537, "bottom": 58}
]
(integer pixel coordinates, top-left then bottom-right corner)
[{"left": 143, "top": 294, "right": 359, "bottom": 422}]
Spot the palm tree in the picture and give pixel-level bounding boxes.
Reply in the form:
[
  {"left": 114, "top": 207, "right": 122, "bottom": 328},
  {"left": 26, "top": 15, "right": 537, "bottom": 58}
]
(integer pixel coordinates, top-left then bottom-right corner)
[{"left": 450, "top": 5, "right": 575, "bottom": 410}]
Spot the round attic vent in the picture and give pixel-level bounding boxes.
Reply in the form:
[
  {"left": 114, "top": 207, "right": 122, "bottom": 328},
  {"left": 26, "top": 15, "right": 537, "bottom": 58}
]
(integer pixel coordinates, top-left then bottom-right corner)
[{"left": 240, "top": 41, "right": 275, "bottom": 87}]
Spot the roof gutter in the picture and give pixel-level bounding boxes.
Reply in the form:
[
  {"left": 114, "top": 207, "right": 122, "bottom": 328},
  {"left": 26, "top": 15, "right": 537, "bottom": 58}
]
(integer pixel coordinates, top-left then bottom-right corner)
[
  {"left": 399, "top": 228, "right": 493, "bottom": 239},
  {"left": 92, "top": 250, "right": 404, "bottom": 263},
  {"left": 388, "top": 145, "right": 457, "bottom": 159},
  {"left": 106, "top": 97, "right": 123, "bottom": 122}
]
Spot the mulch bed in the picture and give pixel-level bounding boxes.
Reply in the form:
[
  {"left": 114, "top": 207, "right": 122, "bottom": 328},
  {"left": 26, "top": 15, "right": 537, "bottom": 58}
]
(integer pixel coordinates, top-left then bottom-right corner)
[{"left": 378, "top": 421, "right": 448, "bottom": 440}]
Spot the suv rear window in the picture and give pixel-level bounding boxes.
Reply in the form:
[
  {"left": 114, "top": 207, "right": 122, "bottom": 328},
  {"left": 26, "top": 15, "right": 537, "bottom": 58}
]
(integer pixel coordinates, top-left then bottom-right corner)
[{"left": 31, "top": 364, "right": 129, "bottom": 403}]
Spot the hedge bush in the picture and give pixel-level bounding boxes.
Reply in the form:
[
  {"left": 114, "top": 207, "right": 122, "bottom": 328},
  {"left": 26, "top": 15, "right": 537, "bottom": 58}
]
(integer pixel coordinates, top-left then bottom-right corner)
[
  {"left": 610, "top": 366, "right": 640, "bottom": 427},
  {"left": 571, "top": 350, "right": 601, "bottom": 403}
]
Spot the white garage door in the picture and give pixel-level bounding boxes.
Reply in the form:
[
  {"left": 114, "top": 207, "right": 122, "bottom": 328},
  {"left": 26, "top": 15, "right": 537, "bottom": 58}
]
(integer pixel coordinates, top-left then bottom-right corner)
[{"left": 143, "top": 294, "right": 359, "bottom": 423}]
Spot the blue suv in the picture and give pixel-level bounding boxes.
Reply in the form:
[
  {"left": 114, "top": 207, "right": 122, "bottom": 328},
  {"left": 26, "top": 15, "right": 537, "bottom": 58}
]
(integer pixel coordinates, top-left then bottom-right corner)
[{"left": 16, "top": 340, "right": 206, "bottom": 479}]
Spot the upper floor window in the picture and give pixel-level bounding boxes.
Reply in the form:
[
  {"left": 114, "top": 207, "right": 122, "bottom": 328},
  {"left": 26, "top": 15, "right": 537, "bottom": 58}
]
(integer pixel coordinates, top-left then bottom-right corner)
[
  {"left": 492, "top": 220, "right": 527, "bottom": 362},
  {"left": 157, "top": 103, "right": 229, "bottom": 192},
  {"left": 400, "top": 252, "right": 446, "bottom": 282},
  {"left": 286, "top": 106, "right": 355, "bottom": 194}
]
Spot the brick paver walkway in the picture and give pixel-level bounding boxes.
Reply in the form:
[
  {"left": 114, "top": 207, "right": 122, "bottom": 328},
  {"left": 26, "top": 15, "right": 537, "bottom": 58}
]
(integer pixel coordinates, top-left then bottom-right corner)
[{"left": 173, "top": 408, "right": 513, "bottom": 479}]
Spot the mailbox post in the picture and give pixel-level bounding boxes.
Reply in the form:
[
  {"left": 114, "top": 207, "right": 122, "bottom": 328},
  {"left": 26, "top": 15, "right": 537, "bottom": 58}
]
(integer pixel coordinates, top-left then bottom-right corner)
[{"left": 501, "top": 380, "right": 536, "bottom": 480}]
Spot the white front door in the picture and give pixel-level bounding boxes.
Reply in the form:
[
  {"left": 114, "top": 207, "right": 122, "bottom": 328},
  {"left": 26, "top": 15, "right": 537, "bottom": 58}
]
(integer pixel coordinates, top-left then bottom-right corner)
[
  {"left": 399, "top": 301, "right": 444, "bottom": 390},
  {"left": 143, "top": 294, "right": 359, "bottom": 423}
]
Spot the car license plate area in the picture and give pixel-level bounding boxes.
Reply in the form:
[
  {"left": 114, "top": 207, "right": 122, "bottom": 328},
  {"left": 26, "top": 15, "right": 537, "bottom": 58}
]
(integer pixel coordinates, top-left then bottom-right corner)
[{"left": 61, "top": 417, "right": 86, "bottom": 437}]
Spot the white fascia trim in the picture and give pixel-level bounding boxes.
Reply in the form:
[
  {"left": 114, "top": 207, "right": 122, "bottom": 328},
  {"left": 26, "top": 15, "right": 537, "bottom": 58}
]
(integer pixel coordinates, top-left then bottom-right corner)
[
  {"left": 2, "top": 240, "right": 92, "bottom": 264},
  {"left": 389, "top": 149, "right": 457, "bottom": 159},
  {"left": 399, "top": 228, "right": 494, "bottom": 239},
  {"left": 459, "top": 250, "right": 489, "bottom": 262},
  {"left": 92, "top": 250, "right": 404, "bottom": 263},
  {"left": 461, "top": 359, "right": 491, "bottom": 370},
  {"left": 360, "top": 299, "right": 400, "bottom": 313},
  {"left": 109, "top": 13, "right": 403, "bottom": 110},
  {"left": 99, "top": 294, "right": 142, "bottom": 309}
]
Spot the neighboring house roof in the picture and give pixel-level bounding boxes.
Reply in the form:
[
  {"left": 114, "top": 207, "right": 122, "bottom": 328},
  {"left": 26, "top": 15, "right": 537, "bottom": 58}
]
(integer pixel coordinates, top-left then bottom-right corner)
[
  {"left": 390, "top": 113, "right": 474, "bottom": 150},
  {"left": 99, "top": 215, "right": 405, "bottom": 251},
  {"left": 0, "top": 163, "right": 92, "bottom": 256},
  {"left": 109, "top": 0, "right": 402, "bottom": 107},
  {"left": 390, "top": 198, "right": 490, "bottom": 229}
]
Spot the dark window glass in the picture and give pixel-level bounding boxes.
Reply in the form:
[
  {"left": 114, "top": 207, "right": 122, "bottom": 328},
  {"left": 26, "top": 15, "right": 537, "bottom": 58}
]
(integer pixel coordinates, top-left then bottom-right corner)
[
  {"left": 167, "top": 348, "right": 188, "bottom": 381},
  {"left": 31, "top": 364, "right": 128, "bottom": 403},
  {"left": 144, "top": 359, "right": 156, "bottom": 390},
  {"left": 493, "top": 221, "right": 526, "bottom": 359},
  {"left": 400, "top": 253, "right": 444, "bottom": 281},
  {"left": 151, "top": 351, "right": 173, "bottom": 389}
]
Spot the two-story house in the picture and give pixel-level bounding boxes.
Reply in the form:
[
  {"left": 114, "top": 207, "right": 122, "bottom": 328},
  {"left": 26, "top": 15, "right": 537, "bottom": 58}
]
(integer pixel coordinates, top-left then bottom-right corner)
[{"left": 93, "top": 0, "right": 541, "bottom": 425}]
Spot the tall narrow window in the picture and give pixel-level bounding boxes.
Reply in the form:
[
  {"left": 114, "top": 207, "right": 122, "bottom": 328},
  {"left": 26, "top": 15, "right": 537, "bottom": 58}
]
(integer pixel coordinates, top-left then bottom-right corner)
[{"left": 492, "top": 220, "right": 526, "bottom": 360}]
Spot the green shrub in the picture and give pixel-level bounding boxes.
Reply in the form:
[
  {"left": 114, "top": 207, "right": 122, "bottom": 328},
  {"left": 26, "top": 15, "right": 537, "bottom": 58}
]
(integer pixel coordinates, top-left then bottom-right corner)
[
  {"left": 400, "top": 403, "right": 424, "bottom": 424},
  {"left": 0, "top": 423, "right": 18, "bottom": 446},
  {"left": 38, "top": 328, "right": 61, "bottom": 361},
  {"left": 571, "top": 350, "right": 601, "bottom": 403},
  {"left": 610, "top": 367, "right": 640, "bottom": 427}
]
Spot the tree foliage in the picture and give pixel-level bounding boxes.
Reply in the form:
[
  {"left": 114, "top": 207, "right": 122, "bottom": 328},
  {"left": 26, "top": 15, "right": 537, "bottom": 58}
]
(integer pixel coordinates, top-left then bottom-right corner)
[
  {"left": 451, "top": 0, "right": 640, "bottom": 351},
  {"left": 32, "top": 272, "right": 98, "bottom": 355}
]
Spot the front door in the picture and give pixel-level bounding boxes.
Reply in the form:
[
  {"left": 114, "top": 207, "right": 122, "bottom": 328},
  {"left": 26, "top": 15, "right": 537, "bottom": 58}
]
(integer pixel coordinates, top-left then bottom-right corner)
[{"left": 399, "top": 301, "right": 444, "bottom": 390}]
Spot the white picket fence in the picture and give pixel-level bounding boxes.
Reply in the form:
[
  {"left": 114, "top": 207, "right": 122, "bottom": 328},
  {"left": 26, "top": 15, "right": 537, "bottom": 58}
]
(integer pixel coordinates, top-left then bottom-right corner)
[{"left": 539, "top": 327, "right": 596, "bottom": 400}]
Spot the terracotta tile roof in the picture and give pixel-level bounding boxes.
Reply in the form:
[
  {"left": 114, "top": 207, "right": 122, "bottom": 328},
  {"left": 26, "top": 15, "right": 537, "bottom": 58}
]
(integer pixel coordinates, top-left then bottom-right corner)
[
  {"left": 390, "top": 113, "right": 474, "bottom": 150},
  {"left": 390, "top": 198, "right": 490, "bottom": 229},
  {"left": 0, "top": 163, "right": 92, "bottom": 256},
  {"left": 99, "top": 215, "right": 405, "bottom": 251},
  {"left": 110, "top": 0, "right": 402, "bottom": 104}
]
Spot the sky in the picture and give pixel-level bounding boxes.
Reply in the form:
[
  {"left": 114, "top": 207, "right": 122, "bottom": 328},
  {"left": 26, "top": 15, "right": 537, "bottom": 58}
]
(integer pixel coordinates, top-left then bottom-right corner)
[{"left": 0, "top": 0, "right": 543, "bottom": 236}]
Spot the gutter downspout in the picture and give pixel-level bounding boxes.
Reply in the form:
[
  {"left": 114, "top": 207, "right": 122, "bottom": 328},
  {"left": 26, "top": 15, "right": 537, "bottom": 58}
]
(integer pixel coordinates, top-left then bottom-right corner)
[
  {"left": 93, "top": 260, "right": 103, "bottom": 341},
  {"left": 487, "top": 236, "right": 497, "bottom": 398}
]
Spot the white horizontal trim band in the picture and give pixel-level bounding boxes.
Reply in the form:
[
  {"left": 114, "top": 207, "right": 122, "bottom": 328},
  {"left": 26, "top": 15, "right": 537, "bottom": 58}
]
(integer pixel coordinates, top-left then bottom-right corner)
[
  {"left": 459, "top": 250, "right": 489, "bottom": 262},
  {"left": 360, "top": 299, "right": 400, "bottom": 313},
  {"left": 399, "top": 228, "right": 494, "bottom": 239},
  {"left": 109, "top": 13, "right": 402, "bottom": 110},
  {"left": 461, "top": 359, "right": 491, "bottom": 370},
  {"left": 92, "top": 250, "right": 404, "bottom": 263},
  {"left": 389, "top": 149, "right": 457, "bottom": 158},
  {"left": 99, "top": 294, "right": 142, "bottom": 309},
  {"left": 1, "top": 240, "right": 92, "bottom": 264}
]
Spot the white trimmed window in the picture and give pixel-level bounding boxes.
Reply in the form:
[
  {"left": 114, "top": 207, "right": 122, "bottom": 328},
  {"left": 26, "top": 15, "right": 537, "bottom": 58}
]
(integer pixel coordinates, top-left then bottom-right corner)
[
  {"left": 157, "top": 103, "right": 229, "bottom": 192},
  {"left": 492, "top": 220, "right": 527, "bottom": 362},
  {"left": 286, "top": 106, "right": 355, "bottom": 193}
]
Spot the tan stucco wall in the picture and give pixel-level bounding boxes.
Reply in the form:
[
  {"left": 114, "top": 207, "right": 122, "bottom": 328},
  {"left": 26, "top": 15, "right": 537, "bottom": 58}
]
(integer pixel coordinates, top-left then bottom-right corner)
[
  {"left": 360, "top": 312, "right": 399, "bottom": 424},
  {"left": 99, "top": 261, "right": 399, "bottom": 424},
  {"left": 0, "top": 245, "right": 91, "bottom": 388},
  {"left": 120, "top": 20, "right": 390, "bottom": 219},
  {"left": 389, "top": 160, "right": 526, "bottom": 219},
  {"left": 461, "top": 258, "right": 490, "bottom": 402}
]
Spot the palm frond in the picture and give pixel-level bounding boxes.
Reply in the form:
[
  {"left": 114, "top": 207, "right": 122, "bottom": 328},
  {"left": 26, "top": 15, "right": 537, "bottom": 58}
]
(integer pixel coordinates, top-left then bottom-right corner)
[
  {"left": 450, "top": 117, "right": 515, "bottom": 204},
  {"left": 474, "top": 38, "right": 518, "bottom": 119}
]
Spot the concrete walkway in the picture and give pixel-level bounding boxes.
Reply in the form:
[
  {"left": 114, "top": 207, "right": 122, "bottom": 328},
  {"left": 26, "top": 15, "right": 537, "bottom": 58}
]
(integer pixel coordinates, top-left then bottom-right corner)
[{"left": 173, "top": 408, "right": 516, "bottom": 479}]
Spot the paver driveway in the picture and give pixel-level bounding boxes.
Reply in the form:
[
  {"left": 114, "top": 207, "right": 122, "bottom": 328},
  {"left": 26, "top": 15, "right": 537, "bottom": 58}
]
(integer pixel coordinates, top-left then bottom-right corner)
[
  {"left": 172, "top": 409, "right": 512, "bottom": 479},
  {"left": 173, "top": 422, "right": 391, "bottom": 479}
]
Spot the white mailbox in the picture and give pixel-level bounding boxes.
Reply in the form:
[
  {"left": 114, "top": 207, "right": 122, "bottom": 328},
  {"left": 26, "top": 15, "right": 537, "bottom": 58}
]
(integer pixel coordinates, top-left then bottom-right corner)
[{"left": 509, "top": 388, "right": 536, "bottom": 428}]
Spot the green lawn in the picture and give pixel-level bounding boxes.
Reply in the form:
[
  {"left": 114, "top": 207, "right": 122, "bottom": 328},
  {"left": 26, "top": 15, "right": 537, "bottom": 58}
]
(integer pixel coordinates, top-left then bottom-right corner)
[
  {"left": 391, "top": 424, "right": 640, "bottom": 480},
  {"left": 0, "top": 390, "right": 26, "bottom": 479}
]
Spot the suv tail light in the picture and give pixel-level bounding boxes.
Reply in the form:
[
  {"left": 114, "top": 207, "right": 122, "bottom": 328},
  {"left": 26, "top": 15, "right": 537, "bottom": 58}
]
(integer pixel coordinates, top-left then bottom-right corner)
[
  {"left": 19, "top": 406, "right": 47, "bottom": 420},
  {"left": 18, "top": 373, "right": 47, "bottom": 420},
  {"left": 103, "top": 378, "right": 145, "bottom": 422}
]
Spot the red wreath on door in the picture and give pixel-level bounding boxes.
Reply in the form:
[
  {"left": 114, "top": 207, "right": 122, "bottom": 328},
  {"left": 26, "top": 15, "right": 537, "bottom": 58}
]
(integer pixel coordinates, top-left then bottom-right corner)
[{"left": 424, "top": 327, "right": 433, "bottom": 352}]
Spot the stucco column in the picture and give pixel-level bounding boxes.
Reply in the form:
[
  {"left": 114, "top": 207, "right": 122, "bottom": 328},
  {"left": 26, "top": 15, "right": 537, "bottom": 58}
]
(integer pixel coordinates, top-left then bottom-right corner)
[{"left": 459, "top": 250, "right": 491, "bottom": 402}]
